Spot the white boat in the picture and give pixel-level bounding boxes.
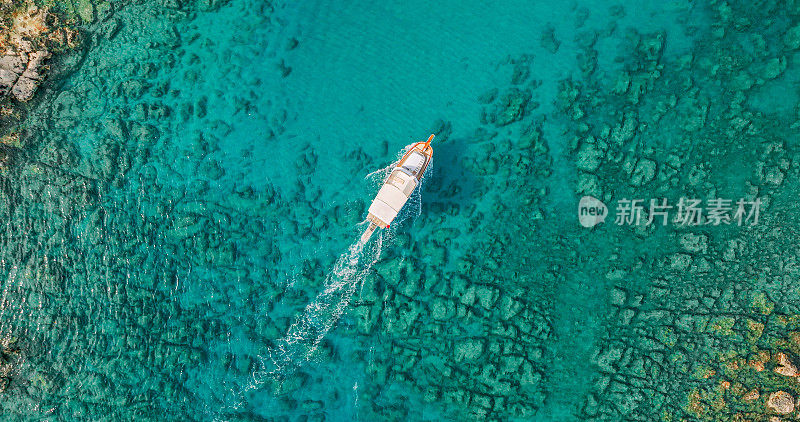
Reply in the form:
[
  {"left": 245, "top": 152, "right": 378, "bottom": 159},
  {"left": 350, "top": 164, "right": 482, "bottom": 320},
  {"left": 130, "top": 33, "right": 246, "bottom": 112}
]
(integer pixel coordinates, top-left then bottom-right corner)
[{"left": 360, "top": 134, "right": 434, "bottom": 243}]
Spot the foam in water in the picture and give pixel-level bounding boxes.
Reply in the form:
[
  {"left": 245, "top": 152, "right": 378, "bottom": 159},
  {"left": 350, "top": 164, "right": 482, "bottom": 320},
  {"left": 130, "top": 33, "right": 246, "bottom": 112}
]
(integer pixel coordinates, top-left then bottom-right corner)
[
  {"left": 250, "top": 146, "right": 431, "bottom": 386},
  {"left": 254, "top": 237, "right": 378, "bottom": 382}
]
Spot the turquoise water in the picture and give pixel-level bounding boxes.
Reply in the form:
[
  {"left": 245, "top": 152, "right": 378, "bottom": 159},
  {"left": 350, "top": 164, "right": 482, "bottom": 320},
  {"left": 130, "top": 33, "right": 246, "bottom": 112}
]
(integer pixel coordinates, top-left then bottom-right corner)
[{"left": 3, "top": 0, "right": 800, "bottom": 419}]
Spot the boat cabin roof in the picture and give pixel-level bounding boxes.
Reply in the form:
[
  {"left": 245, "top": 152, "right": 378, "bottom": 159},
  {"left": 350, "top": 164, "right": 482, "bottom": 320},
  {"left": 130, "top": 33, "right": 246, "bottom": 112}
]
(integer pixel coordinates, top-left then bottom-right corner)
[{"left": 401, "top": 151, "right": 426, "bottom": 176}]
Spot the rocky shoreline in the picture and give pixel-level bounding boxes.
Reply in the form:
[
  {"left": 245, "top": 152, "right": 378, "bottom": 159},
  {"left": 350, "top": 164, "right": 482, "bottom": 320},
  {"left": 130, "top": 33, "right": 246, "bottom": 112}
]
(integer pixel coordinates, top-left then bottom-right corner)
[
  {"left": 0, "top": 2, "right": 79, "bottom": 100},
  {"left": 0, "top": 0, "right": 81, "bottom": 148}
]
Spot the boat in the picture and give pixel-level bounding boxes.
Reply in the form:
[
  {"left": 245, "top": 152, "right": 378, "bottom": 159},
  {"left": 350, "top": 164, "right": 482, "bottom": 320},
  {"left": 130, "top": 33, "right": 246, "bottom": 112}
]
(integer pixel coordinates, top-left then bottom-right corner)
[{"left": 360, "top": 134, "right": 434, "bottom": 243}]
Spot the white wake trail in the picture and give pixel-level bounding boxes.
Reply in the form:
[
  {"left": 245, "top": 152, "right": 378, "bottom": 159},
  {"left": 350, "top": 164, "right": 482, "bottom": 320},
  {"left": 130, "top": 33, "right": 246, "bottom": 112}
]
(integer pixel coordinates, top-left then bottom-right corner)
[
  {"left": 254, "top": 235, "right": 383, "bottom": 383},
  {"left": 250, "top": 145, "right": 431, "bottom": 388}
]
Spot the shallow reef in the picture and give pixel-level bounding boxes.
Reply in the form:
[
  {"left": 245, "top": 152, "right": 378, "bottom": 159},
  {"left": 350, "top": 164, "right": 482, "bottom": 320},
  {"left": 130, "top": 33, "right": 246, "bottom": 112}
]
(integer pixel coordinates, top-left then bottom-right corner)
[
  {"left": 558, "top": 0, "right": 800, "bottom": 420},
  {"left": 1, "top": 0, "right": 800, "bottom": 420}
]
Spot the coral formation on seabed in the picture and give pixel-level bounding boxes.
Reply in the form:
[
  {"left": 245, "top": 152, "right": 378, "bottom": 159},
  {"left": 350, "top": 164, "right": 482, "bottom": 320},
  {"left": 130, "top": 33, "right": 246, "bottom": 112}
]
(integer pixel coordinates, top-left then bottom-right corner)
[{"left": 0, "top": 0, "right": 800, "bottom": 420}]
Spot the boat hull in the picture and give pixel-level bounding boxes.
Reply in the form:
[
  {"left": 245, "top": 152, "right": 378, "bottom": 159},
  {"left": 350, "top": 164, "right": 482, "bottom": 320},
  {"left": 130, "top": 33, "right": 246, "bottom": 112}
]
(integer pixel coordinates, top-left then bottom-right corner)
[{"left": 361, "top": 137, "right": 433, "bottom": 242}]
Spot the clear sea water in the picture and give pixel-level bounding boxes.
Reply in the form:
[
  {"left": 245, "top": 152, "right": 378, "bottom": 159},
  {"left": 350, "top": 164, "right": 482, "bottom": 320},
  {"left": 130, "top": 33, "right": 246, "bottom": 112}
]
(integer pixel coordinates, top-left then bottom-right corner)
[{"left": 3, "top": 0, "right": 800, "bottom": 420}]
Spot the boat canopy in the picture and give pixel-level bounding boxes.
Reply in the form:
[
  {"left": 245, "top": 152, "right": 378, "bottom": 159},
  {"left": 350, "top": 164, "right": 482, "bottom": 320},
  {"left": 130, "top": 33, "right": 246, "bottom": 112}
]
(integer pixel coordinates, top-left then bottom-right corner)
[{"left": 402, "top": 151, "right": 427, "bottom": 176}]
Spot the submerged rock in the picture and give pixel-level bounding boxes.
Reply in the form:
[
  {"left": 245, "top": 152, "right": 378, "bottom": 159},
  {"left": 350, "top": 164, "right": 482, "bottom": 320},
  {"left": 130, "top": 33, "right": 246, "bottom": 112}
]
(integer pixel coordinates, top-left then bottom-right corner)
[
  {"left": 454, "top": 338, "right": 484, "bottom": 362},
  {"left": 774, "top": 352, "right": 799, "bottom": 377},
  {"left": 576, "top": 137, "right": 604, "bottom": 172},
  {"left": 762, "top": 56, "right": 787, "bottom": 80},
  {"left": 785, "top": 24, "right": 800, "bottom": 50},
  {"left": 482, "top": 88, "right": 532, "bottom": 127},
  {"left": 767, "top": 391, "right": 795, "bottom": 414},
  {"left": 540, "top": 25, "right": 560, "bottom": 54},
  {"left": 742, "top": 389, "right": 759, "bottom": 402}
]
